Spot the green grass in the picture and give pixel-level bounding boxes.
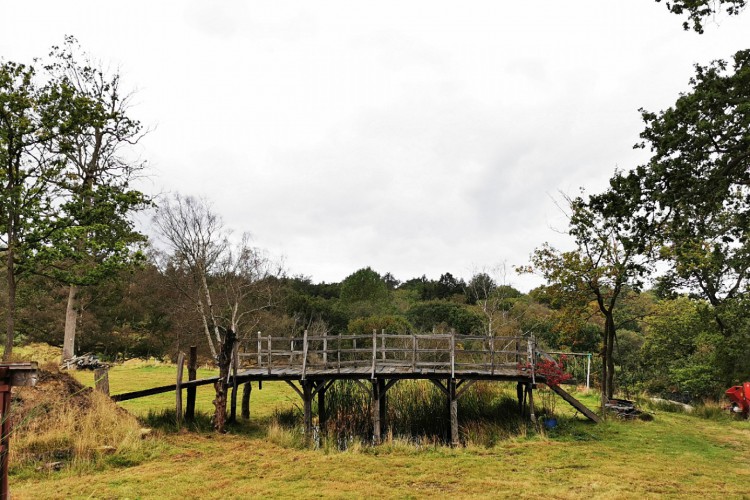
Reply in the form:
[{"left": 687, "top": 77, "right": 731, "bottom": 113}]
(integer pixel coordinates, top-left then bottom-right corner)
[{"left": 12, "top": 363, "right": 750, "bottom": 499}]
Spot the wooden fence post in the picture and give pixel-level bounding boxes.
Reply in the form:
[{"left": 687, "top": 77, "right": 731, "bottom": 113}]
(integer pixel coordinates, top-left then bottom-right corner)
[
  {"left": 175, "top": 352, "right": 185, "bottom": 427},
  {"left": 371, "top": 329, "right": 377, "bottom": 379},
  {"left": 229, "top": 344, "right": 239, "bottom": 423},
  {"left": 257, "top": 331, "right": 262, "bottom": 367},
  {"left": 94, "top": 367, "right": 109, "bottom": 396},
  {"left": 380, "top": 329, "right": 386, "bottom": 361},
  {"left": 302, "top": 330, "right": 308, "bottom": 380},
  {"left": 267, "top": 335, "right": 272, "bottom": 375},
  {"left": 450, "top": 330, "right": 455, "bottom": 379},
  {"left": 186, "top": 345, "right": 197, "bottom": 421}
]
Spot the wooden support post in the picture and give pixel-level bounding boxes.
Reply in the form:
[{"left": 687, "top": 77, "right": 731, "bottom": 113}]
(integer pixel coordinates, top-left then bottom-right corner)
[
  {"left": 372, "top": 379, "right": 381, "bottom": 444},
  {"left": 303, "top": 380, "right": 313, "bottom": 443},
  {"left": 586, "top": 353, "right": 592, "bottom": 390},
  {"left": 318, "top": 381, "right": 327, "bottom": 439},
  {"left": 378, "top": 379, "right": 386, "bottom": 439},
  {"left": 175, "top": 352, "right": 185, "bottom": 426},
  {"left": 449, "top": 378, "right": 459, "bottom": 447},
  {"left": 94, "top": 367, "right": 110, "bottom": 396},
  {"left": 516, "top": 381, "right": 524, "bottom": 415},
  {"left": 241, "top": 382, "right": 252, "bottom": 420},
  {"left": 186, "top": 346, "right": 197, "bottom": 421},
  {"left": 527, "top": 382, "right": 537, "bottom": 423}
]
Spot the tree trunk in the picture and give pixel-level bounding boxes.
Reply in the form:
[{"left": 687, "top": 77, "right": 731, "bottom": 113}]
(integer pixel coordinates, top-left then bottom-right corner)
[
  {"left": 600, "top": 326, "right": 608, "bottom": 412},
  {"left": 4, "top": 246, "right": 15, "bottom": 361},
  {"left": 605, "top": 314, "right": 616, "bottom": 400},
  {"left": 62, "top": 284, "right": 79, "bottom": 362},
  {"left": 197, "top": 299, "right": 218, "bottom": 359},
  {"left": 212, "top": 329, "right": 235, "bottom": 433}
]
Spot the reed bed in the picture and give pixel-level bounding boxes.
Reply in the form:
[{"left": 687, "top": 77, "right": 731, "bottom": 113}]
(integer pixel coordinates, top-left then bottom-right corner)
[{"left": 272, "top": 380, "right": 534, "bottom": 448}]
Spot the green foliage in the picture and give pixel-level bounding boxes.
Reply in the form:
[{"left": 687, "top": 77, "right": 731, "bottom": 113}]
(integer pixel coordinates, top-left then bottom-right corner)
[
  {"left": 406, "top": 301, "right": 484, "bottom": 334},
  {"left": 347, "top": 315, "right": 412, "bottom": 335},
  {"left": 655, "top": 0, "right": 746, "bottom": 33},
  {"left": 339, "top": 267, "right": 391, "bottom": 319}
]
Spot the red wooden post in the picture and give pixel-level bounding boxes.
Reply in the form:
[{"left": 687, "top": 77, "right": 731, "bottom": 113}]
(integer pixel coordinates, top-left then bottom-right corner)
[{"left": 0, "top": 363, "right": 38, "bottom": 500}]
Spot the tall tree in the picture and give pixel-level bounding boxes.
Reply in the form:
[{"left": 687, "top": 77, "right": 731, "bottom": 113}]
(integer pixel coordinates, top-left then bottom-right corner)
[
  {"left": 527, "top": 195, "right": 651, "bottom": 403},
  {"left": 41, "top": 37, "right": 150, "bottom": 362},
  {"left": 607, "top": 49, "right": 750, "bottom": 336},
  {"left": 0, "top": 59, "right": 72, "bottom": 359}
]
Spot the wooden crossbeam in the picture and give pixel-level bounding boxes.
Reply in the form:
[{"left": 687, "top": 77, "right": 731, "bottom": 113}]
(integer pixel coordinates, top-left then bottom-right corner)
[
  {"left": 285, "top": 380, "right": 304, "bottom": 399},
  {"left": 455, "top": 379, "right": 478, "bottom": 400},
  {"left": 429, "top": 379, "right": 449, "bottom": 396}
]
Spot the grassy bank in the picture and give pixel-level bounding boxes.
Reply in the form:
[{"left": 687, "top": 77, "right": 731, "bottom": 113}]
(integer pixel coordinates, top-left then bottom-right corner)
[{"left": 10, "top": 358, "right": 750, "bottom": 498}]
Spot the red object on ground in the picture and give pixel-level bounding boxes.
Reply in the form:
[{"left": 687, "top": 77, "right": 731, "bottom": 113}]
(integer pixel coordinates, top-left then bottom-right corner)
[{"left": 725, "top": 382, "right": 750, "bottom": 415}]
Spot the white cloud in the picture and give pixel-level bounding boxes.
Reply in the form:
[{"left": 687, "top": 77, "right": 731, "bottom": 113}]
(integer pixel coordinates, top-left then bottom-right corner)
[{"left": 2, "top": 1, "right": 749, "bottom": 290}]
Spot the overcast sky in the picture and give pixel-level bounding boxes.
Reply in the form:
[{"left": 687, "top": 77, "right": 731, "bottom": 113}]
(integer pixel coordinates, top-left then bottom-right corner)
[{"left": 2, "top": 2, "right": 749, "bottom": 290}]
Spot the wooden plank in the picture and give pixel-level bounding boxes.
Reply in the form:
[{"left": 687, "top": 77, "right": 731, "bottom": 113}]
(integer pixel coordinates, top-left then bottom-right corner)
[
  {"left": 547, "top": 383, "right": 601, "bottom": 423},
  {"left": 175, "top": 352, "right": 185, "bottom": 426},
  {"left": 112, "top": 376, "right": 221, "bottom": 401}
]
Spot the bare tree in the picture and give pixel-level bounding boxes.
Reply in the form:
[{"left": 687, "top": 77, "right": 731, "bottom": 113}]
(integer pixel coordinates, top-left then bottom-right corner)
[
  {"left": 153, "top": 194, "right": 226, "bottom": 358},
  {"left": 466, "top": 263, "right": 521, "bottom": 337},
  {"left": 216, "top": 232, "right": 282, "bottom": 336},
  {"left": 154, "top": 193, "right": 282, "bottom": 431}
]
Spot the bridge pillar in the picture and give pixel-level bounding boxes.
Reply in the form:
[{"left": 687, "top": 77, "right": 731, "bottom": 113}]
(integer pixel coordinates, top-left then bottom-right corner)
[
  {"left": 449, "top": 378, "right": 459, "bottom": 447},
  {"left": 516, "top": 381, "right": 524, "bottom": 415},
  {"left": 372, "top": 379, "right": 382, "bottom": 444},
  {"left": 302, "top": 380, "right": 314, "bottom": 442},
  {"left": 318, "top": 380, "right": 327, "bottom": 437},
  {"left": 526, "top": 382, "right": 537, "bottom": 423},
  {"left": 241, "top": 382, "right": 252, "bottom": 420},
  {"left": 378, "top": 379, "right": 386, "bottom": 439}
]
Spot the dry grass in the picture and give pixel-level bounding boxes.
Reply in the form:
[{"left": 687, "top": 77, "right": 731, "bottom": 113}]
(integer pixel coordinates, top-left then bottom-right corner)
[{"left": 9, "top": 368, "right": 159, "bottom": 476}]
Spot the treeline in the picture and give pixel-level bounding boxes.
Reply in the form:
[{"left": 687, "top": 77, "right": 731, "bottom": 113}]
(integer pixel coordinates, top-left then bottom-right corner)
[{"left": 3, "top": 255, "right": 741, "bottom": 400}]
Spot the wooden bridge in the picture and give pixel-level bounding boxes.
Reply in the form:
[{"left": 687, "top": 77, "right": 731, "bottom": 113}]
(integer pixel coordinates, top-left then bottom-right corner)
[{"left": 113, "top": 332, "right": 600, "bottom": 445}]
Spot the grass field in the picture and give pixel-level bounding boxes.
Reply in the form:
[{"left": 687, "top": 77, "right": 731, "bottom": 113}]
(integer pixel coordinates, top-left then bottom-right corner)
[{"left": 11, "top": 361, "right": 750, "bottom": 499}]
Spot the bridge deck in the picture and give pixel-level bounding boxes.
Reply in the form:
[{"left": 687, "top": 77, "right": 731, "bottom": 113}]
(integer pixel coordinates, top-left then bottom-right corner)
[{"left": 111, "top": 332, "right": 600, "bottom": 443}]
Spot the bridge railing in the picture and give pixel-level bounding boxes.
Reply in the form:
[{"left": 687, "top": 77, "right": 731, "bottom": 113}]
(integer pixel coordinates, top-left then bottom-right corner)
[{"left": 238, "top": 331, "right": 536, "bottom": 379}]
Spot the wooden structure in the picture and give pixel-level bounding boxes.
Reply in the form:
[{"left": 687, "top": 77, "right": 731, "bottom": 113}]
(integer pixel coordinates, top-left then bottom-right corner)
[
  {"left": 112, "top": 332, "right": 599, "bottom": 444},
  {"left": 236, "top": 331, "right": 600, "bottom": 444},
  {"left": 0, "top": 363, "right": 39, "bottom": 500}
]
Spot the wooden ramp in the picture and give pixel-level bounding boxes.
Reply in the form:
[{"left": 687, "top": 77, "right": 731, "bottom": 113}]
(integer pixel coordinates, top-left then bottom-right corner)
[{"left": 546, "top": 383, "right": 601, "bottom": 423}]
